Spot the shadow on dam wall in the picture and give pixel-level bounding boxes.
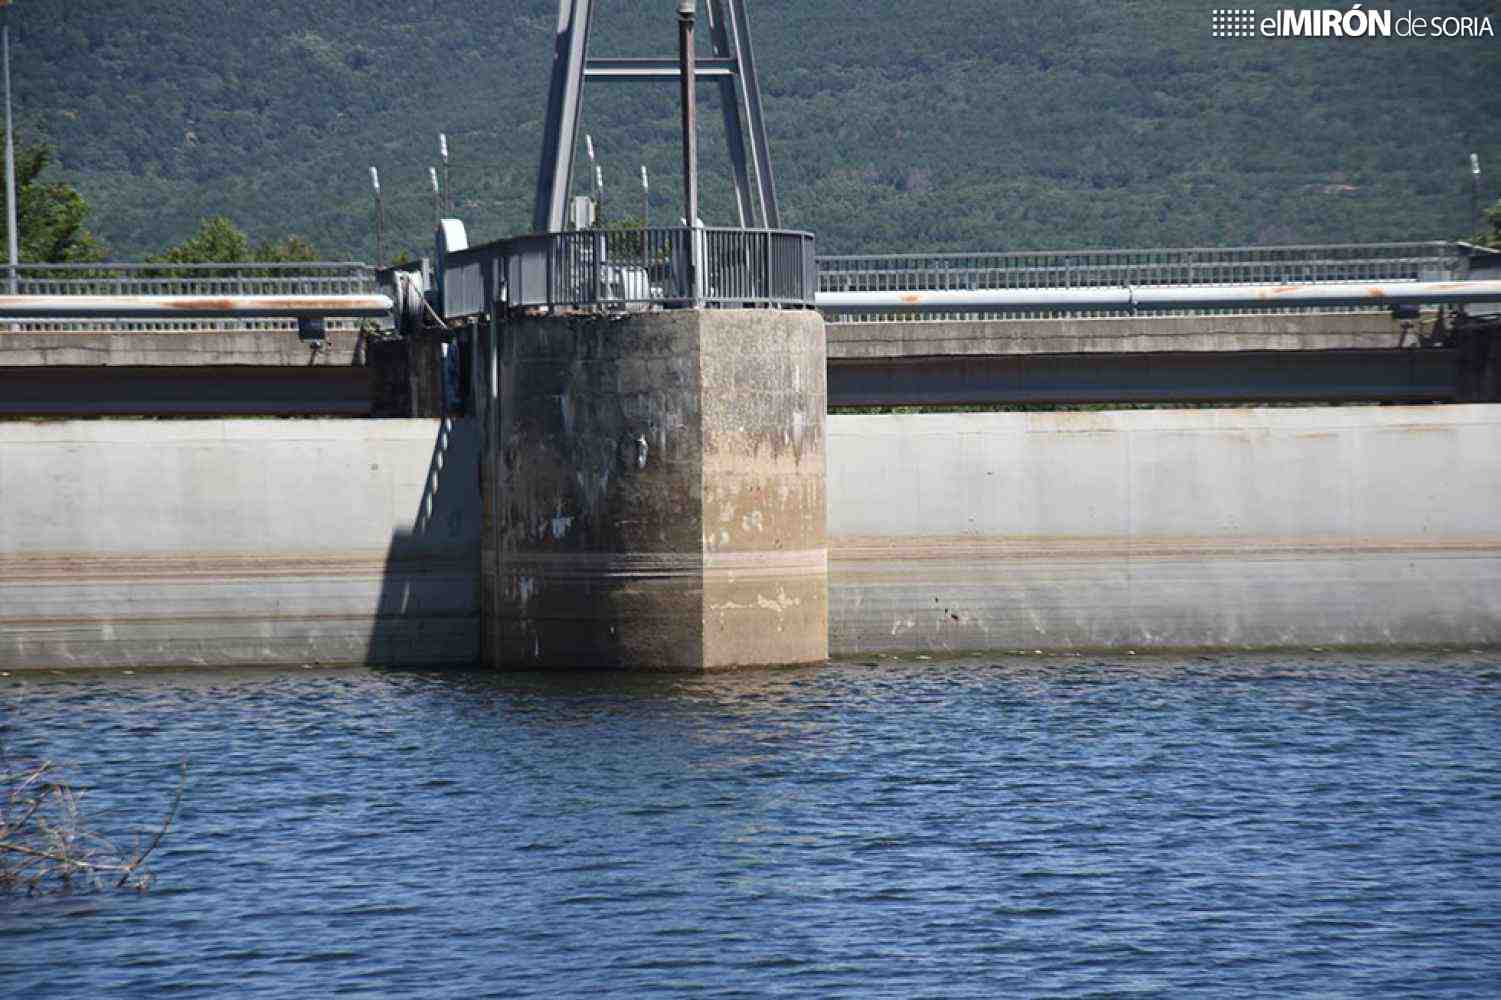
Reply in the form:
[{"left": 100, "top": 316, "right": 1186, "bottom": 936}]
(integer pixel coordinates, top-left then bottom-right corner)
[{"left": 367, "top": 416, "right": 484, "bottom": 668}]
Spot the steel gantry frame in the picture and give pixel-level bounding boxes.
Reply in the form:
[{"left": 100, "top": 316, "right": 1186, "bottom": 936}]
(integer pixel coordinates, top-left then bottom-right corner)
[{"left": 532, "top": 0, "right": 780, "bottom": 234}]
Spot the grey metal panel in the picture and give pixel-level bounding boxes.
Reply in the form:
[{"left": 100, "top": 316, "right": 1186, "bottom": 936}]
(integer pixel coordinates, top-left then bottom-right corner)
[
  {"left": 827, "top": 349, "right": 1460, "bottom": 407},
  {"left": 441, "top": 240, "right": 509, "bottom": 319},
  {"left": 533, "top": 0, "right": 594, "bottom": 234},
  {"left": 725, "top": 0, "right": 779, "bottom": 229},
  {"left": 442, "top": 260, "right": 486, "bottom": 320},
  {"left": 506, "top": 234, "right": 556, "bottom": 309}
]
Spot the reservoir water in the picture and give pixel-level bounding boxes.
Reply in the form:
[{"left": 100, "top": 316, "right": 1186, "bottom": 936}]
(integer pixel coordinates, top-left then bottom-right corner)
[{"left": 3, "top": 652, "right": 1499, "bottom": 997}]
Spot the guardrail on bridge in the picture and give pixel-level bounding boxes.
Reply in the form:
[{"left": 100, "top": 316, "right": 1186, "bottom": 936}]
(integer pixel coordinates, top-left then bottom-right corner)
[
  {"left": 443, "top": 226, "right": 818, "bottom": 318},
  {"left": 1, "top": 262, "right": 378, "bottom": 333},
  {"left": 817, "top": 241, "right": 1468, "bottom": 293}
]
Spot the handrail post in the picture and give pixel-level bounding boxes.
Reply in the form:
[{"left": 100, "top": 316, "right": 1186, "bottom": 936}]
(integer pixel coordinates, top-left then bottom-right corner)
[
  {"left": 692, "top": 222, "right": 705, "bottom": 305},
  {"left": 593, "top": 228, "right": 606, "bottom": 307}
]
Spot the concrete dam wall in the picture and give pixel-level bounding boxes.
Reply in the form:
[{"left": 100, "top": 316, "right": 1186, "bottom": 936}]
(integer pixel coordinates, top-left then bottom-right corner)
[
  {"left": 0, "top": 419, "right": 481, "bottom": 670},
  {"left": 1, "top": 404, "right": 1498, "bottom": 669},
  {"left": 829, "top": 406, "right": 1501, "bottom": 655}
]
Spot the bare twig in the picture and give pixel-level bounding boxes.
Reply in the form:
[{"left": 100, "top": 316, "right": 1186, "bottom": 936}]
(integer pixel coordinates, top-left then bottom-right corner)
[
  {"left": 2, "top": 749, "right": 189, "bottom": 895},
  {"left": 115, "top": 757, "right": 187, "bottom": 889}
]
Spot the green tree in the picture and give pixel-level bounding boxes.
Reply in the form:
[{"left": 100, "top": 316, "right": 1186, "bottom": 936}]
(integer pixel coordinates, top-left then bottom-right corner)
[
  {"left": 148, "top": 215, "right": 320, "bottom": 265},
  {"left": 0, "top": 143, "right": 108, "bottom": 263},
  {"left": 1476, "top": 198, "right": 1501, "bottom": 251},
  {"left": 255, "top": 234, "right": 319, "bottom": 263},
  {"left": 148, "top": 215, "right": 252, "bottom": 264}
]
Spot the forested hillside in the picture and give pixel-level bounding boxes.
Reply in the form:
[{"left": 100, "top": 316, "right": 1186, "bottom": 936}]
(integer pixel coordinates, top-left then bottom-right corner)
[{"left": 9, "top": 0, "right": 1501, "bottom": 259}]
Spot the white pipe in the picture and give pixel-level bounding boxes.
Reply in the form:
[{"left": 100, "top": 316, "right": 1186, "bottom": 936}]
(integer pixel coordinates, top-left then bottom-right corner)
[
  {"left": 0, "top": 293, "right": 394, "bottom": 319},
  {"left": 817, "top": 280, "right": 1501, "bottom": 314}
]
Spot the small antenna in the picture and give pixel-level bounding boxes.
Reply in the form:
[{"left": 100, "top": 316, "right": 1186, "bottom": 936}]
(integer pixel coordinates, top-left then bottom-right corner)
[
  {"left": 369, "top": 167, "right": 384, "bottom": 268},
  {"left": 439, "top": 134, "right": 452, "bottom": 214}
]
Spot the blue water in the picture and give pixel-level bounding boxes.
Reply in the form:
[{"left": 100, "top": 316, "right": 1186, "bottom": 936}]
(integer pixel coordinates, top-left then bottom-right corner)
[{"left": 3, "top": 652, "right": 1500, "bottom": 998}]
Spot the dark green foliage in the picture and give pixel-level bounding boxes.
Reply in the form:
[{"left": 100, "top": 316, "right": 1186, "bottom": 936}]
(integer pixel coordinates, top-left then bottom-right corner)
[
  {"left": 147, "top": 215, "right": 319, "bottom": 264},
  {"left": 0, "top": 142, "right": 106, "bottom": 262},
  {"left": 1477, "top": 198, "right": 1501, "bottom": 250},
  {"left": 9, "top": 1, "right": 1501, "bottom": 259}
]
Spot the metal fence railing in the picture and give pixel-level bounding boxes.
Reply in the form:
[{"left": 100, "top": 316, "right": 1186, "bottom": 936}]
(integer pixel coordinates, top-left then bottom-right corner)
[
  {"left": 494, "top": 226, "right": 817, "bottom": 313},
  {"left": 816, "top": 241, "right": 1477, "bottom": 322},
  {"left": 816, "top": 242, "right": 1467, "bottom": 294},
  {"left": 8, "top": 261, "right": 376, "bottom": 297},
  {"left": 442, "top": 227, "right": 817, "bottom": 318},
  {"left": 2, "top": 240, "right": 1483, "bottom": 330},
  {"left": 0, "top": 262, "right": 379, "bottom": 334}
]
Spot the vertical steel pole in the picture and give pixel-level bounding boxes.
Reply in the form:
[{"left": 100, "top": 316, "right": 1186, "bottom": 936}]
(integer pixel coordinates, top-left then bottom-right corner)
[
  {"left": 1472, "top": 153, "right": 1483, "bottom": 236},
  {"left": 678, "top": 1, "right": 700, "bottom": 305},
  {"left": 678, "top": 1, "right": 698, "bottom": 231},
  {"left": 3, "top": 11, "right": 18, "bottom": 295},
  {"left": 370, "top": 167, "right": 383, "bottom": 268}
]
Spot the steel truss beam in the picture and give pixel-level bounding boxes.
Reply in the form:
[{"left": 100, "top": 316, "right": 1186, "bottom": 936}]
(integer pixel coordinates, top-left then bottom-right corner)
[
  {"left": 534, "top": 0, "right": 594, "bottom": 234},
  {"left": 533, "top": 0, "right": 780, "bottom": 232}
]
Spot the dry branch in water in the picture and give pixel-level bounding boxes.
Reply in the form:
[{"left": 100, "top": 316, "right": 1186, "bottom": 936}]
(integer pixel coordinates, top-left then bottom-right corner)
[{"left": 0, "top": 752, "right": 186, "bottom": 895}]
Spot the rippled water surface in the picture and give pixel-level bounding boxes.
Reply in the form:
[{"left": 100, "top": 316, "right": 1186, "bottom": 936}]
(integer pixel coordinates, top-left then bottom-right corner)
[{"left": 3, "top": 652, "right": 1500, "bottom": 998}]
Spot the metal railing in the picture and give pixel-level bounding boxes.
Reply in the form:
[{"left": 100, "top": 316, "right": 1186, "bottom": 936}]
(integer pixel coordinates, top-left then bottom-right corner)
[
  {"left": 816, "top": 241, "right": 1467, "bottom": 293},
  {"left": 1, "top": 240, "right": 1483, "bottom": 330},
  {"left": 816, "top": 241, "right": 1478, "bottom": 322},
  {"left": 444, "top": 226, "right": 818, "bottom": 318},
  {"left": 8, "top": 261, "right": 376, "bottom": 296},
  {"left": 1, "top": 262, "right": 378, "bottom": 333}
]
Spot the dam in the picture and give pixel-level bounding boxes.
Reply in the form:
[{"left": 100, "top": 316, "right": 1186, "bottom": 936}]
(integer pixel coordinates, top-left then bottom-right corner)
[
  {"left": 2, "top": 233, "right": 1500, "bottom": 673},
  {"left": 3, "top": 390, "right": 1499, "bottom": 669},
  {"left": 3, "top": 0, "right": 1500, "bottom": 671}
]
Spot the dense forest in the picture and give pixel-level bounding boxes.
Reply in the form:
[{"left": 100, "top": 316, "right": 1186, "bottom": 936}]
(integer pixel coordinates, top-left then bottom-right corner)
[{"left": 7, "top": 0, "right": 1500, "bottom": 260}]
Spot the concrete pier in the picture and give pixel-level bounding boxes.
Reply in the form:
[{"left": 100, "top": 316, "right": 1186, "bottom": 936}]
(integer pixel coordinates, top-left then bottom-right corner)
[{"left": 483, "top": 309, "right": 828, "bottom": 671}]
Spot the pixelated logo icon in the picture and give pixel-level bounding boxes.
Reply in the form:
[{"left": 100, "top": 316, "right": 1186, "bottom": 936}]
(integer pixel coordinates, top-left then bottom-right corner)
[{"left": 1211, "top": 8, "right": 1257, "bottom": 36}]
